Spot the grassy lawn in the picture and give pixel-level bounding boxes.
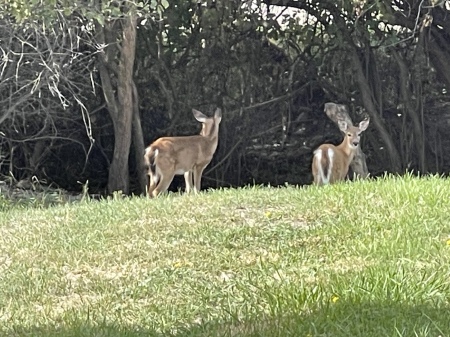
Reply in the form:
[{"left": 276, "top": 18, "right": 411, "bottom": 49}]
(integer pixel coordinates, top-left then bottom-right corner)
[{"left": 0, "top": 175, "right": 449, "bottom": 336}]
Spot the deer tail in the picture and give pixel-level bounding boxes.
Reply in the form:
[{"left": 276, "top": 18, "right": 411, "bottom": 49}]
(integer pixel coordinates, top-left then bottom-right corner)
[
  {"left": 314, "top": 148, "right": 334, "bottom": 184},
  {"left": 144, "top": 146, "right": 159, "bottom": 178}
]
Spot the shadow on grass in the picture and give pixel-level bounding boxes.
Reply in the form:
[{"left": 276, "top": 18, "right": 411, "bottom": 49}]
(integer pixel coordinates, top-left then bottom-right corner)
[
  {"left": 181, "top": 301, "right": 450, "bottom": 337},
  {"left": 10, "top": 301, "right": 450, "bottom": 337}
]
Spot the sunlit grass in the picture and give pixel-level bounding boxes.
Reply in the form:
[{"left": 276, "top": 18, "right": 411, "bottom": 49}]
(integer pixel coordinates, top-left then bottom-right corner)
[{"left": 0, "top": 174, "right": 449, "bottom": 336}]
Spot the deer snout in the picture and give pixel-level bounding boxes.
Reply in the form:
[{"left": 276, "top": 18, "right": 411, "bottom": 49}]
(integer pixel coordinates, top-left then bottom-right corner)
[{"left": 352, "top": 140, "right": 359, "bottom": 147}]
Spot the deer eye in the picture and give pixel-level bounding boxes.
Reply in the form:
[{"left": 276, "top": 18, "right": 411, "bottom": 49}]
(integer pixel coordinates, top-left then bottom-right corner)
[{"left": 347, "top": 133, "right": 352, "bottom": 137}]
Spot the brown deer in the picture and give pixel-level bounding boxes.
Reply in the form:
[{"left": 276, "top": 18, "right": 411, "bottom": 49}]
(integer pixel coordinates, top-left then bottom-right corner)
[
  {"left": 312, "top": 119, "right": 370, "bottom": 185},
  {"left": 144, "top": 108, "right": 222, "bottom": 197}
]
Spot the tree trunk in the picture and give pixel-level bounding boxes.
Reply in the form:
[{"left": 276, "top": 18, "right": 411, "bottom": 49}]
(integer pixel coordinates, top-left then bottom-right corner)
[
  {"left": 95, "top": 13, "right": 137, "bottom": 194},
  {"left": 107, "top": 13, "right": 137, "bottom": 194},
  {"left": 323, "top": 102, "right": 369, "bottom": 178}
]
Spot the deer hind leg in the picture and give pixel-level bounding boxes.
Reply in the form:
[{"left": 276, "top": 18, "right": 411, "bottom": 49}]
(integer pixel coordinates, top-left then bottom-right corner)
[
  {"left": 324, "top": 148, "right": 334, "bottom": 184},
  {"left": 149, "top": 156, "right": 177, "bottom": 197},
  {"left": 151, "top": 172, "right": 175, "bottom": 197},
  {"left": 312, "top": 148, "right": 334, "bottom": 185},
  {"left": 146, "top": 147, "right": 162, "bottom": 198},
  {"left": 147, "top": 173, "right": 158, "bottom": 198},
  {"left": 312, "top": 149, "right": 324, "bottom": 185}
]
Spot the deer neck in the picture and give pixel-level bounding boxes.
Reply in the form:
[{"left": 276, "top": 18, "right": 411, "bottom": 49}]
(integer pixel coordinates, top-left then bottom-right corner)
[
  {"left": 198, "top": 123, "right": 220, "bottom": 156},
  {"left": 201, "top": 124, "right": 219, "bottom": 142},
  {"left": 336, "top": 137, "right": 356, "bottom": 166}
]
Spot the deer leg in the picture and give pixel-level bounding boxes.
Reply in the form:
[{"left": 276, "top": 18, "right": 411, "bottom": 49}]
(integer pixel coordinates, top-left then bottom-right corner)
[
  {"left": 184, "top": 171, "right": 194, "bottom": 193},
  {"left": 147, "top": 174, "right": 158, "bottom": 198},
  {"left": 152, "top": 173, "right": 175, "bottom": 197},
  {"left": 193, "top": 166, "right": 205, "bottom": 193}
]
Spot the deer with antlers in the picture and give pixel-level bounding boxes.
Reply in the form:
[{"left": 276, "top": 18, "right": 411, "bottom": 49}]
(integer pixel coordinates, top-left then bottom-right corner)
[{"left": 144, "top": 108, "right": 222, "bottom": 197}]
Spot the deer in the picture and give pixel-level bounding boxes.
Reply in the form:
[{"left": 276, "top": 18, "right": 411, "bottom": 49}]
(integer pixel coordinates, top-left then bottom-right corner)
[
  {"left": 144, "top": 108, "right": 222, "bottom": 197},
  {"left": 312, "top": 118, "right": 370, "bottom": 185}
]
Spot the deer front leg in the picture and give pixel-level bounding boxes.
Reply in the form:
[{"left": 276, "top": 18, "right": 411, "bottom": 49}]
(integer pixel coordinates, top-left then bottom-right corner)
[
  {"left": 193, "top": 166, "right": 206, "bottom": 193},
  {"left": 184, "top": 171, "right": 194, "bottom": 193}
]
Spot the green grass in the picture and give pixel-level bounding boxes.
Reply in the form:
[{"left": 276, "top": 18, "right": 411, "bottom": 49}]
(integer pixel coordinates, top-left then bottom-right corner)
[{"left": 0, "top": 174, "right": 449, "bottom": 336}]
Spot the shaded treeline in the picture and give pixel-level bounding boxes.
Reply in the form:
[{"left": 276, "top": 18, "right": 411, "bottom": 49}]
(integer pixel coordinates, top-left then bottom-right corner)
[{"left": 0, "top": 0, "right": 449, "bottom": 194}]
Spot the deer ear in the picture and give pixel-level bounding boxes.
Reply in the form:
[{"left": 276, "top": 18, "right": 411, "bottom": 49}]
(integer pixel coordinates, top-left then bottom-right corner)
[
  {"left": 338, "top": 120, "right": 348, "bottom": 132},
  {"left": 214, "top": 108, "right": 222, "bottom": 123},
  {"left": 192, "top": 109, "right": 207, "bottom": 122},
  {"left": 359, "top": 118, "right": 370, "bottom": 131}
]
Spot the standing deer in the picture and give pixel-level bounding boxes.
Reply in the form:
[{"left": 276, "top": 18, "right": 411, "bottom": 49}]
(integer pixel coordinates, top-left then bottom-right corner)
[
  {"left": 144, "top": 108, "right": 222, "bottom": 197},
  {"left": 312, "top": 118, "right": 370, "bottom": 185}
]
